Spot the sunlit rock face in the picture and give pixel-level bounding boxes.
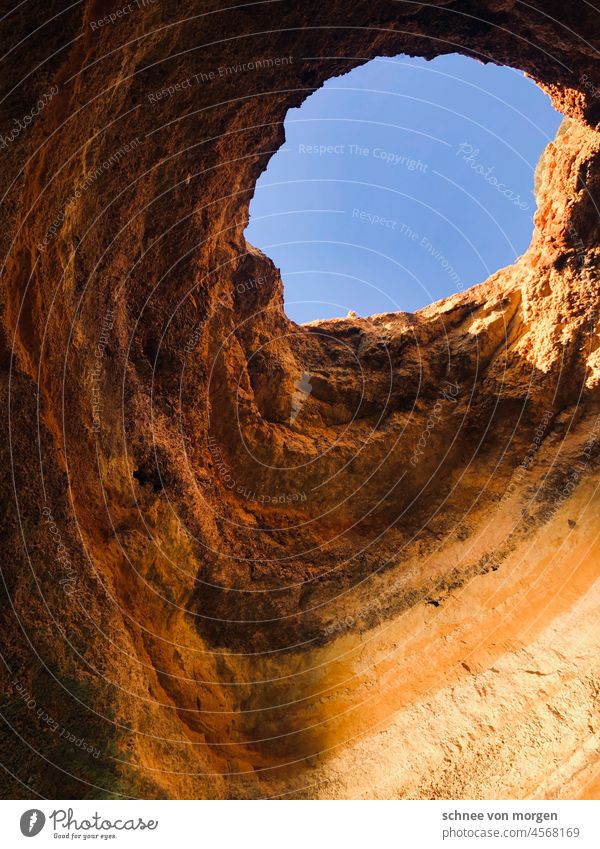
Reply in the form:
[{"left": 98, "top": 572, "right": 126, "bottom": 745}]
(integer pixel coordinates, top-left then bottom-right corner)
[{"left": 1, "top": 1, "right": 599, "bottom": 799}]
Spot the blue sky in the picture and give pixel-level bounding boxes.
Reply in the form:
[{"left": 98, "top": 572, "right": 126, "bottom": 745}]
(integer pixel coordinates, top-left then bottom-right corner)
[{"left": 245, "top": 54, "right": 562, "bottom": 324}]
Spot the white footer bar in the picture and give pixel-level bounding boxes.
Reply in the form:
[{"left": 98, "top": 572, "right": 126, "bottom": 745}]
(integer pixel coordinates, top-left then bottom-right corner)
[{"left": 1, "top": 799, "right": 598, "bottom": 848}]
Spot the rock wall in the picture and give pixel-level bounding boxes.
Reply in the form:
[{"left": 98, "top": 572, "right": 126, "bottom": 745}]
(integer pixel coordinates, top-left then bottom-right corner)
[{"left": 0, "top": 0, "right": 599, "bottom": 798}]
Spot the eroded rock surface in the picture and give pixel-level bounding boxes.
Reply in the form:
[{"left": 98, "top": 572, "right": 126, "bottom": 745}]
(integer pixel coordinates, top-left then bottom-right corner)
[{"left": 0, "top": 1, "right": 599, "bottom": 799}]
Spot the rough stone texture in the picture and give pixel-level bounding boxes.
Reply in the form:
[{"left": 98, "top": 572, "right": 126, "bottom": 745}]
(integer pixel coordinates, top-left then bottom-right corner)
[{"left": 0, "top": 0, "right": 599, "bottom": 799}]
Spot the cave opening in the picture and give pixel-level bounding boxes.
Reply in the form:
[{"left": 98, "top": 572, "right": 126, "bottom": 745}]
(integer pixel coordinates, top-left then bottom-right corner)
[{"left": 245, "top": 53, "right": 562, "bottom": 325}]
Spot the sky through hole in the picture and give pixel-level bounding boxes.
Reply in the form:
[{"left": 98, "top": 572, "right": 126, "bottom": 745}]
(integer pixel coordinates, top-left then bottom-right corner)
[{"left": 245, "top": 54, "right": 563, "bottom": 324}]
